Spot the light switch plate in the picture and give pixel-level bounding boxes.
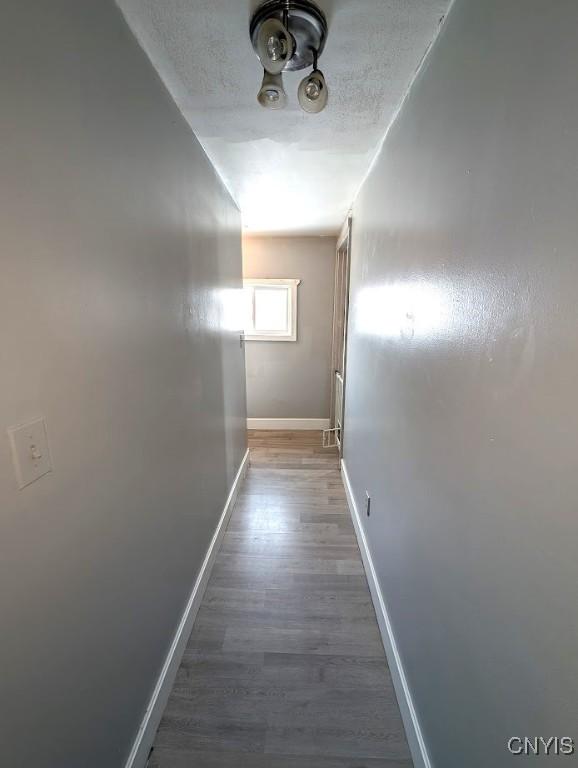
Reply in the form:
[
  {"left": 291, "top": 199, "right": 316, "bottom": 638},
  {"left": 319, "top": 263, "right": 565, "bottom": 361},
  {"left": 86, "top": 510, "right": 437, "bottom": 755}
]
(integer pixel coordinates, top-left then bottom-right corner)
[{"left": 7, "top": 417, "right": 52, "bottom": 489}]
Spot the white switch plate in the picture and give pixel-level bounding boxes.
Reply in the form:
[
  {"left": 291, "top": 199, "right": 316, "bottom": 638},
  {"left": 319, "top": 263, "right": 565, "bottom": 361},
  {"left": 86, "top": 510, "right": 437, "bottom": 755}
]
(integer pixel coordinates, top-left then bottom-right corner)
[{"left": 7, "top": 417, "right": 52, "bottom": 489}]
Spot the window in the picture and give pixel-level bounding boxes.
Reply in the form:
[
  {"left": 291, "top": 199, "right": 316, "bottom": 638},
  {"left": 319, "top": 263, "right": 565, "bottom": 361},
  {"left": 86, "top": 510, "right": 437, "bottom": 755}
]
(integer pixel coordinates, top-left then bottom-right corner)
[{"left": 243, "top": 278, "right": 300, "bottom": 341}]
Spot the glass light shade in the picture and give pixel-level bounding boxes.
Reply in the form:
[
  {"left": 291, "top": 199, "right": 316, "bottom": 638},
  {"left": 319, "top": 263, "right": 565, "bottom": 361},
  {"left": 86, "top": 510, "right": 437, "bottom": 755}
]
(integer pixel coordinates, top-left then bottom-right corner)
[
  {"left": 256, "top": 18, "right": 294, "bottom": 75},
  {"left": 298, "top": 69, "right": 328, "bottom": 113},
  {"left": 257, "top": 70, "right": 287, "bottom": 110}
]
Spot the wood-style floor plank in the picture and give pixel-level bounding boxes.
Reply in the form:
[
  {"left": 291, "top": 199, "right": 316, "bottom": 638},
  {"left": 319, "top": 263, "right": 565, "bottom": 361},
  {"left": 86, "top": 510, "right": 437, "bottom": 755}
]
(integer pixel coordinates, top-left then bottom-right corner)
[{"left": 149, "top": 431, "right": 413, "bottom": 768}]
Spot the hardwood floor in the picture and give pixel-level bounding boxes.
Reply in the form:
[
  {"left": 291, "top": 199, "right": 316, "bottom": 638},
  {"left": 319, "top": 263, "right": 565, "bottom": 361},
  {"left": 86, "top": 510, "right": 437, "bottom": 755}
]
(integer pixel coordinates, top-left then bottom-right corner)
[{"left": 149, "top": 431, "right": 413, "bottom": 768}]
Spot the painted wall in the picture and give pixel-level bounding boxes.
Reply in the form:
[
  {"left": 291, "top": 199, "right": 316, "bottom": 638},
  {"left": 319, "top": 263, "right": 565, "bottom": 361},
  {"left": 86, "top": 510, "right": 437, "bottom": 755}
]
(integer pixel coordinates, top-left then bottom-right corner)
[
  {"left": 0, "top": 2, "right": 246, "bottom": 767},
  {"left": 344, "top": 1, "right": 578, "bottom": 766},
  {"left": 243, "top": 236, "right": 336, "bottom": 420}
]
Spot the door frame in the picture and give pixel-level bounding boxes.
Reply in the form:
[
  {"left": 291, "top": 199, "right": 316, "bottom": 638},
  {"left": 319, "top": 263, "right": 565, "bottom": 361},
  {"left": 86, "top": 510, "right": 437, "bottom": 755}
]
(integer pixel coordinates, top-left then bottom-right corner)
[{"left": 328, "top": 215, "right": 352, "bottom": 456}]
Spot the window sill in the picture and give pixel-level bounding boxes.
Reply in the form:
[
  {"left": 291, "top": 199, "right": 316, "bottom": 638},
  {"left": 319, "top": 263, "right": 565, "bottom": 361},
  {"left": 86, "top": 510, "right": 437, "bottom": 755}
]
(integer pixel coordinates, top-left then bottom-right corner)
[{"left": 244, "top": 334, "right": 297, "bottom": 342}]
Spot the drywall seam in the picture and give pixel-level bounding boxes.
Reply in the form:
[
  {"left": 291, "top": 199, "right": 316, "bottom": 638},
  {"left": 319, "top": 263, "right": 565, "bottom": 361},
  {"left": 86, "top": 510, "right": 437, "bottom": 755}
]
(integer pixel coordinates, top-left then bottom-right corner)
[
  {"left": 341, "top": 459, "right": 432, "bottom": 768},
  {"left": 124, "top": 448, "right": 250, "bottom": 768}
]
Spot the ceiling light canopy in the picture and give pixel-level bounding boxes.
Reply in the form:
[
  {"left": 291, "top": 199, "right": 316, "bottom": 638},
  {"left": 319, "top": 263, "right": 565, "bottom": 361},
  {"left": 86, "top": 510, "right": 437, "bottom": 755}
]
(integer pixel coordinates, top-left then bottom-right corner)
[{"left": 250, "top": 0, "right": 329, "bottom": 113}]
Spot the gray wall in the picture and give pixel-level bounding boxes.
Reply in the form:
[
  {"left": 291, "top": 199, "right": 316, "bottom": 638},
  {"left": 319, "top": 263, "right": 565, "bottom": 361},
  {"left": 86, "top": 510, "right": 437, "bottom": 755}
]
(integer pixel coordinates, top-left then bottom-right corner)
[
  {"left": 243, "top": 236, "right": 336, "bottom": 419},
  {"left": 0, "top": 2, "right": 246, "bottom": 767},
  {"left": 344, "top": 0, "right": 578, "bottom": 766}
]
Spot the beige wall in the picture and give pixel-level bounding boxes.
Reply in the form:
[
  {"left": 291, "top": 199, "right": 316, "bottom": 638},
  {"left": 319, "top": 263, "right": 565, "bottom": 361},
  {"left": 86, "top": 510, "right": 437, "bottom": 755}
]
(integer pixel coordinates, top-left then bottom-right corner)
[
  {"left": 243, "top": 236, "right": 336, "bottom": 420},
  {"left": 0, "top": 2, "right": 246, "bottom": 766},
  {"left": 344, "top": 0, "right": 578, "bottom": 766}
]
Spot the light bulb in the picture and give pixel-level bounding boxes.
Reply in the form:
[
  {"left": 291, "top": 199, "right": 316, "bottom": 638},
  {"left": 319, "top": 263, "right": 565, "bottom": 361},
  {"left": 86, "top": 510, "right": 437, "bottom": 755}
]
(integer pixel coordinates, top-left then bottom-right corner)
[
  {"left": 266, "top": 34, "right": 287, "bottom": 62},
  {"left": 305, "top": 80, "right": 321, "bottom": 100},
  {"left": 265, "top": 89, "right": 280, "bottom": 103}
]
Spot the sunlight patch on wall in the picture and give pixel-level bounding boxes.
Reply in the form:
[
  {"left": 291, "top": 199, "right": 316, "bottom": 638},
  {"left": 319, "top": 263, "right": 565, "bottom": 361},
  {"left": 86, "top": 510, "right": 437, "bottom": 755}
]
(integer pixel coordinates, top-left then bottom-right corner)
[{"left": 356, "top": 281, "right": 450, "bottom": 342}]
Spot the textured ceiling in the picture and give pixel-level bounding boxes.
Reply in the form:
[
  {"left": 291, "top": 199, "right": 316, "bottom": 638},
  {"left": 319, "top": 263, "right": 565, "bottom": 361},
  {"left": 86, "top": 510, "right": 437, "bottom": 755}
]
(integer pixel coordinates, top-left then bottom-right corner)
[{"left": 117, "top": 0, "right": 450, "bottom": 235}]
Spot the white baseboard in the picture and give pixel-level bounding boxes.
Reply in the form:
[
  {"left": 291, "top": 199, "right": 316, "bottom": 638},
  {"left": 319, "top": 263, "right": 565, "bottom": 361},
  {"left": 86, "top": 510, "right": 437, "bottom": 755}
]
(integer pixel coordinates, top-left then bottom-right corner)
[
  {"left": 124, "top": 448, "right": 250, "bottom": 768},
  {"left": 341, "top": 459, "right": 431, "bottom": 768},
  {"left": 247, "top": 418, "right": 330, "bottom": 431}
]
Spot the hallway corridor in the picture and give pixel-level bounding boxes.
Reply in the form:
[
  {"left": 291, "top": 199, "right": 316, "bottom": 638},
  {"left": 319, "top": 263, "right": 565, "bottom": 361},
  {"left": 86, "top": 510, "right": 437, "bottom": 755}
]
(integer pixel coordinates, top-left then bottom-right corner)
[{"left": 149, "top": 431, "right": 412, "bottom": 767}]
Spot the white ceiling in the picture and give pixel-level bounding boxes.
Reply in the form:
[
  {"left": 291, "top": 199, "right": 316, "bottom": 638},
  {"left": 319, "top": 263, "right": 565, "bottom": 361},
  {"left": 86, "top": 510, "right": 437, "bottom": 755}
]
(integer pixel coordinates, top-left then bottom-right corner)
[{"left": 117, "top": 0, "right": 450, "bottom": 236}]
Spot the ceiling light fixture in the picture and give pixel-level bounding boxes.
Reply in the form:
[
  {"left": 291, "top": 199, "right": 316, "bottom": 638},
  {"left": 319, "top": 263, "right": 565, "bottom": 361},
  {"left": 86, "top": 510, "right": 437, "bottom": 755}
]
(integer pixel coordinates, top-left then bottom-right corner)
[{"left": 250, "top": 0, "right": 329, "bottom": 113}]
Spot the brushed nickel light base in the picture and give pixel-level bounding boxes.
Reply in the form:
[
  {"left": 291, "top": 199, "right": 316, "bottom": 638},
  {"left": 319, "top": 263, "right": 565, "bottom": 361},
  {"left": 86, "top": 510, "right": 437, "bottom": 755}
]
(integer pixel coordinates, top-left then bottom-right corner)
[{"left": 250, "top": 0, "right": 328, "bottom": 73}]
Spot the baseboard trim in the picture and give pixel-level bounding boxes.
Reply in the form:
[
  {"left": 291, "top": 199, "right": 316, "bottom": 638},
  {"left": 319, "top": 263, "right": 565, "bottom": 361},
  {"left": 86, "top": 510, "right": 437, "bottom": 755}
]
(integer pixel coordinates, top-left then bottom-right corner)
[
  {"left": 124, "top": 448, "right": 250, "bottom": 768},
  {"left": 341, "top": 459, "right": 431, "bottom": 768},
  {"left": 247, "top": 418, "right": 330, "bottom": 431}
]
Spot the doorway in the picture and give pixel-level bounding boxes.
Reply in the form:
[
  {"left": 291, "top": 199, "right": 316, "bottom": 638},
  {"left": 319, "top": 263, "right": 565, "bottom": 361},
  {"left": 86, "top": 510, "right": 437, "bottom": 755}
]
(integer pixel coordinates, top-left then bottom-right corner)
[{"left": 325, "top": 216, "right": 352, "bottom": 456}]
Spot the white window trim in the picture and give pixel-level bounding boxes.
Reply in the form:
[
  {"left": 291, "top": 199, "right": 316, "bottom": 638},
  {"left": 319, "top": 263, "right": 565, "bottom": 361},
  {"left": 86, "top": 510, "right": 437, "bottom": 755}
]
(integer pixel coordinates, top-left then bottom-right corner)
[{"left": 243, "top": 278, "right": 301, "bottom": 342}]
